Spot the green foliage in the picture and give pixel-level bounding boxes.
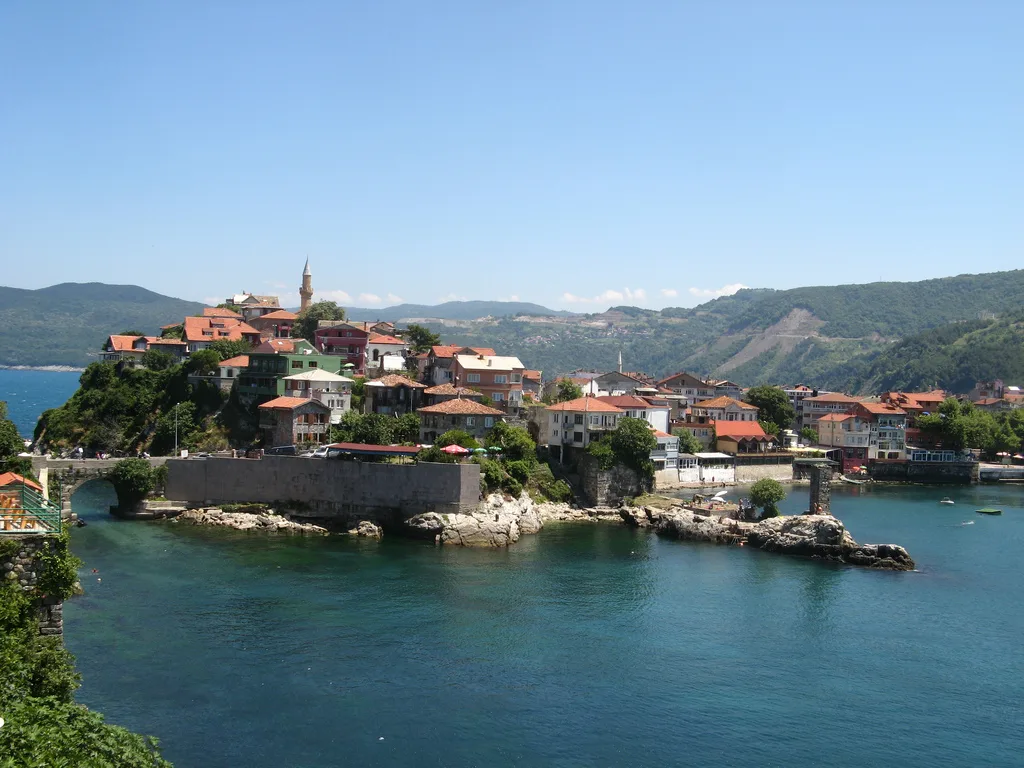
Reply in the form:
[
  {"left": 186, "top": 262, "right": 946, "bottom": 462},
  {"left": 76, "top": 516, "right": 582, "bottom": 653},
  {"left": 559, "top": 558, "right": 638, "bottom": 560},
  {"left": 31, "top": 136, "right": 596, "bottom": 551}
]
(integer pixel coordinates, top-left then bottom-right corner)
[
  {"left": 405, "top": 324, "right": 441, "bottom": 353},
  {"left": 292, "top": 301, "right": 346, "bottom": 342},
  {"left": 186, "top": 349, "right": 221, "bottom": 375},
  {"left": 527, "top": 462, "right": 574, "bottom": 502},
  {"left": 609, "top": 416, "right": 658, "bottom": 478},
  {"left": 503, "top": 459, "right": 532, "bottom": 484},
  {"left": 758, "top": 420, "right": 780, "bottom": 438},
  {"left": 749, "top": 478, "right": 786, "bottom": 517},
  {"left": 552, "top": 379, "right": 583, "bottom": 403},
  {"left": 800, "top": 427, "right": 818, "bottom": 443},
  {"left": 0, "top": 400, "right": 24, "bottom": 460},
  {"left": 107, "top": 459, "right": 157, "bottom": 504},
  {"left": 434, "top": 429, "right": 480, "bottom": 450},
  {"left": 394, "top": 412, "right": 421, "bottom": 444},
  {"left": 745, "top": 386, "right": 795, "bottom": 431},
  {"left": 207, "top": 339, "right": 253, "bottom": 360},
  {"left": 160, "top": 324, "right": 183, "bottom": 340},
  {"left": 586, "top": 437, "right": 616, "bottom": 470},
  {"left": 34, "top": 532, "right": 83, "bottom": 601},
  {"left": 416, "top": 445, "right": 457, "bottom": 463},
  {"left": 350, "top": 377, "right": 366, "bottom": 411},
  {"left": 671, "top": 428, "right": 702, "bottom": 455},
  {"left": 140, "top": 349, "right": 174, "bottom": 371},
  {"left": 484, "top": 422, "right": 536, "bottom": 464},
  {"left": 119, "top": 329, "right": 144, "bottom": 337}
]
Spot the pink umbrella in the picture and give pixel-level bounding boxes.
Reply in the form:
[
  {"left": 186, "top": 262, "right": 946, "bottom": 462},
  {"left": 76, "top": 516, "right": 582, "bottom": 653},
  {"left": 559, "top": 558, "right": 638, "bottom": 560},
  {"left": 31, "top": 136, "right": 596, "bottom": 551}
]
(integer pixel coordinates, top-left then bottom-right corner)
[{"left": 441, "top": 444, "right": 470, "bottom": 455}]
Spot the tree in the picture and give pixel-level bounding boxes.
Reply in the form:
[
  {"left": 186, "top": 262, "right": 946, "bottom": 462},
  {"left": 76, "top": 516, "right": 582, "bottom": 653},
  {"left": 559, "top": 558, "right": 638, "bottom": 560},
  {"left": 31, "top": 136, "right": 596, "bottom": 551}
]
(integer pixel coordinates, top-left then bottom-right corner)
[
  {"left": 759, "top": 420, "right": 780, "bottom": 439},
  {"left": 609, "top": 416, "right": 658, "bottom": 479},
  {"left": 331, "top": 411, "right": 395, "bottom": 446},
  {"left": 119, "top": 329, "right": 144, "bottom": 337},
  {"left": 745, "top": 386, "right": 796, "bottom": 431},
  {"left": 800, "top": 426, "right": 818, "bottom": 444},
  {"left": 0, "top": 401, "right": 24, "bottom": 460},
  {"left": 394, "top": 411, "right": 421, "bottom": 444},
  {"left": 160, "top": 324, "right": 183, "bottom": 340},
  {"left": 749, "top": 478, "right": 786, "bottom": 518},
  {"left": 405, "top": 324, "right": 441, "bottom": 353},
  {"left": 208, "top": 339, "right": 253, "bottom": 360},
  {"left": 552, "top": 379, "right": 584, "bottom": 403},
  {"left": 293, "top": 301, "right": 346, "bottom": 342},
  {"left": 141, "top": 349, "right": 175, "bottom": 371},
  {"left": 107, "top": 458, "right": 156, "bottom": 505},
  {"left": 484, "top": 421, "right": 536, "bottom": 463},
  {"left": 435, "top": 429, "right": 480, "bottom": 450},
  {"left": 187, "top": 349, "right": 221, "bottom": 375},
  {"left": 672, "top": 428, "right": 702, "bottom": 455}
]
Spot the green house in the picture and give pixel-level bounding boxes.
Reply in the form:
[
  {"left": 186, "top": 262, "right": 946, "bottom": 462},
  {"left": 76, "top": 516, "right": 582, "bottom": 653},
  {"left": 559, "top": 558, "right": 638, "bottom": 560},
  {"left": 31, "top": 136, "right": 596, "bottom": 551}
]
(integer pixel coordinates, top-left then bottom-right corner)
[{"left": 238, "top": 338, "right": 345, "bottom": 399}]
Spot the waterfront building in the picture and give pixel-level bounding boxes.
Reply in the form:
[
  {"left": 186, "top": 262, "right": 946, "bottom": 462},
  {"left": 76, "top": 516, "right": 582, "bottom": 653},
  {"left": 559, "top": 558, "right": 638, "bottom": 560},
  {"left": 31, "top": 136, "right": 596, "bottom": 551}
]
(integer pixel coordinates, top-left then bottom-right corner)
[
  {"left": 541, "top": 397, "right": 624, "bottom": 451},
  {"left": 596, "top": 395, "right": 671, "bottom": 433},
  {"left": 417, "top": 398, "right": 506, "bottom": 444},
  {"left": 363, "top": 374, "right": 427, "bottom": 416},
  {"left": 282, "top": 368, "right": 354, "bottom": 424},
  {"left": 799, "top": 392, "right": 863, "bottom": 431},
  {"left": 182, "top": 316, "right": 262, "bottom": 354},
  {"left": 451, "top": 354, "right": 525, "bottom": 409},
  {"left": 258, "top": 397, "right": 331, "bottom": 448},
  {"left": 711, "top": 421, "right": 772, "bottom": 454}
]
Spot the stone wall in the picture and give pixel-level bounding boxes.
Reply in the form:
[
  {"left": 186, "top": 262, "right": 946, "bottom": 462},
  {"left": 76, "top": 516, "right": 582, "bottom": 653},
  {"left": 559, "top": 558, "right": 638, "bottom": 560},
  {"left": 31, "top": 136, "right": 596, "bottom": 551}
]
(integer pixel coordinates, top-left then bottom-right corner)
[
  {"left": 1, "top": 533, "right": 64, "bottom": 636},
  {"left": 165, "top": 457, "right": 481, "bottom": 529},
  {"left": 735, "top": 462, "right": 794, "bottom": 483},
  {"left": 579, "top": 454, "right": 649, "bottom": 506},
  {"left": 868, "top": 461, "right": 977, "bottom": 484},
  {"left": 808, "top": 465, "right": 832, "bottom": 514}
]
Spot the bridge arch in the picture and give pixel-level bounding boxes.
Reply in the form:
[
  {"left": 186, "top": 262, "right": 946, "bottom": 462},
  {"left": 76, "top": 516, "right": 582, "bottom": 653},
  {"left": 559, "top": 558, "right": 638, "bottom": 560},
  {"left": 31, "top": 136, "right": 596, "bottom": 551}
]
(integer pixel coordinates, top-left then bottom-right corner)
[{"left": 31, "top": 457, "right": 167, "bottom": 519}]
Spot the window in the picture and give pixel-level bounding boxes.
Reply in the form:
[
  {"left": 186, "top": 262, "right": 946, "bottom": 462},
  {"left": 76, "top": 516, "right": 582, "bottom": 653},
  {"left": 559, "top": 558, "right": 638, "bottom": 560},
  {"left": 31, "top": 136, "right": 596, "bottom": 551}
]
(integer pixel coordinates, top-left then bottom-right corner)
[
  {"left": 573, "top": 431, "right": 584, "bottom": 443},
  {"left": 552, "top": 414, "right": 560, "bottom": 423},
  {"left": 553, "top": 429, "right": 559, "bottom": 438},
  {"left": 291, "top": 361, "right": 302, "bottom": 369},
  {"left": 467, "top": 373, "right": 481, "bottom": 383},
  {"left": 590, "top": 415, "right": 599, "bottom": 425},
  {"left": 466, "top": 417, "right": 476, "bottom": 427},
  {"left": 494, "top": 375, "right": 507, "bottom": 384},
  {"left": 492, "top": 392, "right": 504, "bottom": 402},
  {"left": 308, "top": 361, "right": 317, "bottom": 368},
  {"left": 574, "top": 414, "right": 584, "bottom": 425},
  {"left": 511, "top": 373, "right": 521, "bottom": 383},
  {"left": 484, "top": 417, "right": 494, "bottom": 427},
  {"left": 373, "top": 350, "right": 379, "bottom": 360}
]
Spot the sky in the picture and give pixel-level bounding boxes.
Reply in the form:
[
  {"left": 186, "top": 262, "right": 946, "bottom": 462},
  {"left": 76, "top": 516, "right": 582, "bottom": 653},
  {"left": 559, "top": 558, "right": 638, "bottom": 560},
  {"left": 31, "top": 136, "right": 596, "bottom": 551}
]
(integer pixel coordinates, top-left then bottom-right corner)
[{"left": 1, "top": 2, "right": 1022, "bottom": 311}]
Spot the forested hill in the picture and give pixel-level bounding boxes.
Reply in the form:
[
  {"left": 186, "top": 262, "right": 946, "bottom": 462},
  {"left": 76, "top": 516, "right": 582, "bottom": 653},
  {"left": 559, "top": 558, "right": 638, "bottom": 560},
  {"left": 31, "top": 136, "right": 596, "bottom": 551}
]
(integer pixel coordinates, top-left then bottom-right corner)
[
  {"left": 0, "top": 283, "right": 205, "bottom": 367},
  {"left": 343, "top": 300, "right": 571, "bottom": 322},
  {"left": 430, "top": 269, "right": 1024, "bottom": 390},
  {"left": 818, "top": 313, "right": 1024, "bottom": 394}
]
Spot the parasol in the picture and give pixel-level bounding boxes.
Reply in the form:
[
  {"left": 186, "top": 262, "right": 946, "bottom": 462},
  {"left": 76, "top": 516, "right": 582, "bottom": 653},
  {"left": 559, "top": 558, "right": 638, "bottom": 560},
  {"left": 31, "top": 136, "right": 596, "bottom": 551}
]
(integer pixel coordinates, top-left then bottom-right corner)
[{"left": 441, "top": 444, "right": 470, "bottom": 455}]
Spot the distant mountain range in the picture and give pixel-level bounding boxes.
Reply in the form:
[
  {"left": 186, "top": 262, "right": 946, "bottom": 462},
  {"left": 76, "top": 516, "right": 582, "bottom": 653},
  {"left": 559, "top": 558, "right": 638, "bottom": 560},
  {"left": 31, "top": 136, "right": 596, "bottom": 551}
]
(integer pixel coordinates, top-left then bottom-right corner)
[
  {"left": 3, "top": 272, "right": 1024, "bottom": 392},
  {"left": 0, "top": 283, "right": 204, "bottom": 367},
  {"left": 342, "top": 300, "right": 573, "bottom": 322}
]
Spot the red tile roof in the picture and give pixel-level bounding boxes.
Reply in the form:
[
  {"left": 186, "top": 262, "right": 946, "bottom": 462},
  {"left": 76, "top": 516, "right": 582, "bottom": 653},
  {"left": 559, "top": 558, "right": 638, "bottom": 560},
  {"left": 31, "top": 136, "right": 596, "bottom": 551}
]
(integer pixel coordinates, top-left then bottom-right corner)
[
  {"left": 368, "top": 334, "right": 405, "bottom": 345},
  {"left": 710, "top": 420, "right": 770, "bottom": 439},
  {"left": 368, "top": 374, "right": 427, "bottom": 388},
  {"left": 183, "top": 316, "right": 261, "bottom": 344},
  {"left": 430, "top": 345, "right": 496, "bottom": 359},
  {"left": 258, "top": 396, "right": 328, "bottom": 411},
  {"left": 818, "top": 413, "right": 853, "bottom": 422},
  {"left": 973, "top": 397, "right": 1004, "bottom": 406},
  {"left": 803, "top": 393, "right": 862, "bottom": 404},
  {"left": 693, "top": 396, "right": 758, "bottom": 410},
  {"left": 254, "top": 338, "right": 299, "bottom": 354},
  {"left": 857, "top": 402, "right": 907, "bottom": 416},
  {"left": 546, "top": 397, "right": 625, "bottom": 413},
  {"left": 0, "top": 472, "right": 44, "bottom": 493},
  {"left": 417, "top": 399, "right": 506, "bottom": 416},
  {"left": 523, "top": 370, "right": 542, "bottom": 381},
  {"left": 203, "top": 307, "right": 242, "bottom": 318},
  {"left": 219, "top": 355, "right": 250, "bottom": 368},
  {"left": 255, "top": 310, "right": 298, "bottom": 321},
  {"left": 106, "top": 334, "right": 146, "bottom": 352},
  {"left": 423, "top": 383, "right": 482, "bottom": 397}
]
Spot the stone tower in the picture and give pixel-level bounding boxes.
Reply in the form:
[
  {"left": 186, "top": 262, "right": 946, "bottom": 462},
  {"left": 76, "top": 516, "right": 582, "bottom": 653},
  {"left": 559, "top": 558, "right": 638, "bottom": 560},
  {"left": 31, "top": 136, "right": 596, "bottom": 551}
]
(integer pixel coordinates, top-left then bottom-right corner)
[{"left": 300, "top": 257, "right": 313, "bottom": 313}]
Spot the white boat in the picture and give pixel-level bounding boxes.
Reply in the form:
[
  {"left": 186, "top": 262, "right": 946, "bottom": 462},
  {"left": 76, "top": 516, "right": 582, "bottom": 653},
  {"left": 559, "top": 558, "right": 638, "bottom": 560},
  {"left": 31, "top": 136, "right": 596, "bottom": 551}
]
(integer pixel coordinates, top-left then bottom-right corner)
[
  {"left": 840, "top": 474, "right": 870, "bottom": 485},
  {"left": 939, "top": 497, "right": 955, "bottom": 505}
]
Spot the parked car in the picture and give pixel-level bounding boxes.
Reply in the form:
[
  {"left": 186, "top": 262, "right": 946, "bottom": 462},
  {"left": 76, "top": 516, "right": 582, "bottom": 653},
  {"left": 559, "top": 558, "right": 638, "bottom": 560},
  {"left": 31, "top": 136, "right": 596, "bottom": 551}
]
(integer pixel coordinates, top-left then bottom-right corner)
[{"left": 265, "top": 445, "right": 297, "bottom": 456}]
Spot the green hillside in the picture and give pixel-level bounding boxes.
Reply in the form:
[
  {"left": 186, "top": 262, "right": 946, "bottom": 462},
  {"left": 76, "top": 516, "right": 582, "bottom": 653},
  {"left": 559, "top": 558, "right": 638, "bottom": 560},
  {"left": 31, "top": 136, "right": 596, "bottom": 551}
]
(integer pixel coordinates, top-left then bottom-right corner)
[
  {"left": 344, "top": 300, "right": 572, "bottom": 322},
  {"left": 0, "top": 283, "right": 205, "bottom": 367}
]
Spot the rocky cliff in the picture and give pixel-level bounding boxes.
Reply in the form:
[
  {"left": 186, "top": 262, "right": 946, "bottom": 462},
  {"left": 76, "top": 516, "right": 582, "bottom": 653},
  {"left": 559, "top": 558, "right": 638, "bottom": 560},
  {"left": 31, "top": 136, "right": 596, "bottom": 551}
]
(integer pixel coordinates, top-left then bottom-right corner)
[{"left": 621, "top": 505, "right": 915, "bottom": 571}]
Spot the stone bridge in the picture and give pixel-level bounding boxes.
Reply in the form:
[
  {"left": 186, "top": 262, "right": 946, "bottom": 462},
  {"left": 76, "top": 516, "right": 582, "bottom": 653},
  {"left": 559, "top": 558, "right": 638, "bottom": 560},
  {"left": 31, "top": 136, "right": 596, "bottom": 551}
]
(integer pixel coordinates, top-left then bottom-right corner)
[{"left": 30, "top": 457, "right": 168, "bottom": 518}]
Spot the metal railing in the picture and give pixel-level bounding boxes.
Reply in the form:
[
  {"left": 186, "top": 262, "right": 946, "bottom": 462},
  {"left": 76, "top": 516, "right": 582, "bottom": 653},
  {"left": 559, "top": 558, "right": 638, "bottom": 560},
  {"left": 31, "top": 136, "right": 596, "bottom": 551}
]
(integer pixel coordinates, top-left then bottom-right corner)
[{"left": 0, "top": 486, "right": 62, "bottom": 534}]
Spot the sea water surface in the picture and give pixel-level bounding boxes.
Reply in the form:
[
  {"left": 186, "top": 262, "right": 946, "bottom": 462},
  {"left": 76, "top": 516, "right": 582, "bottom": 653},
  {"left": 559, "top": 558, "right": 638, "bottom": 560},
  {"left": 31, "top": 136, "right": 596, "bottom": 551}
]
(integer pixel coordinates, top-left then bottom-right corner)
[
  {"left": 0, "top": 368, "right": 81, "bottom": 437},
  {"left": 65, "top": 482, "right": 1024, "bottom": 768}
]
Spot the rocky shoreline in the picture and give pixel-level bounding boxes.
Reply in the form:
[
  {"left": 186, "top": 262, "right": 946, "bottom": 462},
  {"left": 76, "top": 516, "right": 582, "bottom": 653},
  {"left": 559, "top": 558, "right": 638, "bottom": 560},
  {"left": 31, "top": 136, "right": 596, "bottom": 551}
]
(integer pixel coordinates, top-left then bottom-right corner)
[
  {"left": 620, "top": 504, "right": 915, "bottom": 570},
  {"left": 155, "top": 494, "right": 914, "bottom": 570}
]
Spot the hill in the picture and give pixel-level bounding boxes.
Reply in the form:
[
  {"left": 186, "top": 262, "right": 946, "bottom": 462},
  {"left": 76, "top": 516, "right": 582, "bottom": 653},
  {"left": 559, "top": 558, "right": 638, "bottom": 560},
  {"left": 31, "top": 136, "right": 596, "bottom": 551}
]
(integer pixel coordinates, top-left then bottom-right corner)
[
  {"left": 343, "top": 300, "right": 572, "bottom": 322},
  {"left": 427, "top": 270, "right": 1024, "bottom": 391},
  {"left": 0, "top": 283, "right": 205, "bottom": 367}
]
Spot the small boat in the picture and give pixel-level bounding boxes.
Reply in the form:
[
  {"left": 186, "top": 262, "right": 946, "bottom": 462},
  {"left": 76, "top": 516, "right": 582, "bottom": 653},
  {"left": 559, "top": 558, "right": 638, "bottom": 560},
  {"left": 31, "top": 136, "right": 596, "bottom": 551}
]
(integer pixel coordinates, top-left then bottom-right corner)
[
  {"left": 939, "top": 497, "right": 955, "bottom": 505},
  {"left": 840, "top": 474, "right": 870, "bottom": 485},
  {"left": 976, "top": 507, "right": 1003, "bottom": 516}
]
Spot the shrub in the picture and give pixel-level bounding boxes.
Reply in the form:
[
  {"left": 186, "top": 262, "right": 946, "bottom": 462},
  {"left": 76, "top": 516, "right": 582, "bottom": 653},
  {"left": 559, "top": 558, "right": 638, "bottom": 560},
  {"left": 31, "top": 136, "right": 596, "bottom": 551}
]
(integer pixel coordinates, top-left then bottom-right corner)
[
  {"left": 504, "top": 459, "right": 532, "bottom": 484},
  {"left": 586, "top": 437, "right": 616, "bottom": 470},
  {"left": 750, "top": 478, "right": 786, "bottom": 518},
  {"left": 107, "top": 458, "right": 156, "bottom": 505},
  {"left": 435, "top": 429, "right": 480, "bottom": 450},
  {"left": 416, "top": 446, "right": 457, "bottom": 464}
]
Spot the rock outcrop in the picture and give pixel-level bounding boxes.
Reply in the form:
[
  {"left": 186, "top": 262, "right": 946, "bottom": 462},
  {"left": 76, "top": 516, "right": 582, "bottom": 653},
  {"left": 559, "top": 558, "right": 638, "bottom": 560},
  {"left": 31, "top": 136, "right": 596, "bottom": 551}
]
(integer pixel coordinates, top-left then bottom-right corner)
[
  {"left": 622, "top": 505, "right": 914, "bottom": 571},
  {"left": 346, "top": 520, "right": 383, "bottom": 539},
  {"left": 403, "top": 492, "right": 544, "bottom": 547},
  {"left": 174, "top": 508, "right": 328, "bottom": 535}
]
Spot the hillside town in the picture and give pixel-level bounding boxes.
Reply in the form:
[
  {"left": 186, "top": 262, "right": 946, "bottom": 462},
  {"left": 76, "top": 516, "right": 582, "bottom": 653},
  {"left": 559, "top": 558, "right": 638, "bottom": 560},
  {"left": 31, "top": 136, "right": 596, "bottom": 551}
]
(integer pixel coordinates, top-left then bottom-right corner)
[{"left": 83, "top": 260, "right": 1024, "bottom": 494}]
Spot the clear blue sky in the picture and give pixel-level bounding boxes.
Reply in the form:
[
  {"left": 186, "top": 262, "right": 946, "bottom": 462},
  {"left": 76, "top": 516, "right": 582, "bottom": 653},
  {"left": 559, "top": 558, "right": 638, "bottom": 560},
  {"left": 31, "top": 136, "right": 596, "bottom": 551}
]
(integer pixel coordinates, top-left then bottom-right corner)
[{"left": 2, "top": 2, "right": 1021, "bottom": 311}]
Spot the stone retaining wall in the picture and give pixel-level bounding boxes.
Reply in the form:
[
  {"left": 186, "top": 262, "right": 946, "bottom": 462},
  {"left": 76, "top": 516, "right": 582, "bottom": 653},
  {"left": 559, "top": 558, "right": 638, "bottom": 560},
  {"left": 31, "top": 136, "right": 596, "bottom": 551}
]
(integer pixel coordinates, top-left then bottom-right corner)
[{"left": 1, "top": 533, "right": 64, "bottom": 636}]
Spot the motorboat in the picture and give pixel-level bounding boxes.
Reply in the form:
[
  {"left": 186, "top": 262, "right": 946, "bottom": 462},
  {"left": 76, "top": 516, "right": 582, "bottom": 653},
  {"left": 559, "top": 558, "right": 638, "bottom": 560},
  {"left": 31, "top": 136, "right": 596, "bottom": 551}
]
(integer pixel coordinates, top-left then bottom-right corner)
[
  {"left": 939, "top": 497, "right": 955, "bottom": 505},
  {"left": 976, "top": 507, "right": 1003, "bottom": 516},
  {"left": 840, "top": 474, "right": 870, "bottom": 485}
]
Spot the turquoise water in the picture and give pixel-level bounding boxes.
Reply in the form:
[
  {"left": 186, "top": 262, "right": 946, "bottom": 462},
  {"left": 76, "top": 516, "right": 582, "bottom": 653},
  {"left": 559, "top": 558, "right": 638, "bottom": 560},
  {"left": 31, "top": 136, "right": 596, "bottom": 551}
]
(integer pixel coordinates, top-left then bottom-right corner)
[
  {"left": 65, "top": 481, "right": 1024, "bottom": 767},
  {"left": 0, "top": 368, "right": 81, "bottom": 438}
]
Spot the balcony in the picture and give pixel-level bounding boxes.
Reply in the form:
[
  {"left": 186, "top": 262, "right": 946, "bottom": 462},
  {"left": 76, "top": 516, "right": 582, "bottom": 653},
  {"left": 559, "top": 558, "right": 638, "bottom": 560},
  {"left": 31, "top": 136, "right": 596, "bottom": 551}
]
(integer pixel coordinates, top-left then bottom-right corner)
[{"left": 1, "top": 487, "right": 62, "bottom": 534}]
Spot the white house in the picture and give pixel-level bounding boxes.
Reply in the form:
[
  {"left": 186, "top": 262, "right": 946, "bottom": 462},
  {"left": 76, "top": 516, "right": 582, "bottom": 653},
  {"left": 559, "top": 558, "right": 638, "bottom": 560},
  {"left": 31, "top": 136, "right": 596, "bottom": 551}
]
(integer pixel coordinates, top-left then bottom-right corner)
[
  {"left": 543, "top": 397, "right": 624, "bottom": 454},
  {"left": 282, "top": 368, "right": 354, "bottom": 424},
  {"left": 597, "top": 395, "right": 671, "bottom": 433},
  {"left": 366, "top": 334, "right": 409, "bottom": 371}
]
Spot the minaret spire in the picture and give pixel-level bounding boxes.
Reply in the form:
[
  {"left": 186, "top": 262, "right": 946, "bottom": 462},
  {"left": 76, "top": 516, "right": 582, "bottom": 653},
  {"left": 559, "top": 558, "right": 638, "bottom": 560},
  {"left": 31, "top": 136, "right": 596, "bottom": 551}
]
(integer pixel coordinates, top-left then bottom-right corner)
[{"left": 299, "top": 257, "right": 314, "bottom": 312}]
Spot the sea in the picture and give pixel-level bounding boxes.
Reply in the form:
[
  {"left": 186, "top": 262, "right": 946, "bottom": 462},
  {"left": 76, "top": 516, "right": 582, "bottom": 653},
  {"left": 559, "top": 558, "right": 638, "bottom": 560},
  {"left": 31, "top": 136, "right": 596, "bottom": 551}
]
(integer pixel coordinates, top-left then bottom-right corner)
[{"left": 7, "top": 370, "right": 1024, "bottom": 767}]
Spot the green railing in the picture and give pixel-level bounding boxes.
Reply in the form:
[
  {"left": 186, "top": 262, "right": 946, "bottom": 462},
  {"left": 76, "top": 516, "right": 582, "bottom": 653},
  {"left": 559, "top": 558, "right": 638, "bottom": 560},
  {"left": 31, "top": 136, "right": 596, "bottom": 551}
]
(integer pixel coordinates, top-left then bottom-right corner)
[{"left": 0, "top": 485, "right": 62, "bottom": 534}]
